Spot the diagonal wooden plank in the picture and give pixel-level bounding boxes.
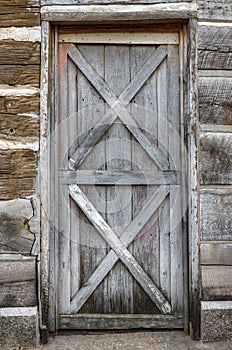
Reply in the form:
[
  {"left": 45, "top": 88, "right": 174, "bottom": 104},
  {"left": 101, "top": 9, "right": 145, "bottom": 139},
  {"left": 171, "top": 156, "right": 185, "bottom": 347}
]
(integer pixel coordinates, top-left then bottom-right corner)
[
  {"left": 68, "top": 44, "right": 169, "bottom": 170},
  {"left": 69, "top": 108, "right": 117, "bottom": 170},
  {"left": 118, "top": 107, "right": 170, "bottom": 170},
  {"left": 67, "top": 44, "right": 118, "bottom": 107},
  {"left": 70, "top": 184, "right": 171, "bottom": 314},
  {"left": 67, "top": 44, "right": 167, "bottom": 110},
  {"left": 119, "top": 45, "right": 167, "bottom": 105}
]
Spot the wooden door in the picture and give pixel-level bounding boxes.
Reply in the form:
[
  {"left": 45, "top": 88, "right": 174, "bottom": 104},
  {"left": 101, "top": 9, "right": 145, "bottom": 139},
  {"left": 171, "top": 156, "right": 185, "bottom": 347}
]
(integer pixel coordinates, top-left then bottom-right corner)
[{"left": 56, "top": 29, "right": 186, "bottom": 330}]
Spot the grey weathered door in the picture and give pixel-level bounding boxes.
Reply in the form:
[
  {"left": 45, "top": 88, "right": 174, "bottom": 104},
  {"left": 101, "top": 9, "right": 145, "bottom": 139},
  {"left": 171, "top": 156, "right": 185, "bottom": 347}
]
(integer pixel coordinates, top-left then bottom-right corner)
[{"left": 56, "top": 30, "right": 185, "bottom": 330}]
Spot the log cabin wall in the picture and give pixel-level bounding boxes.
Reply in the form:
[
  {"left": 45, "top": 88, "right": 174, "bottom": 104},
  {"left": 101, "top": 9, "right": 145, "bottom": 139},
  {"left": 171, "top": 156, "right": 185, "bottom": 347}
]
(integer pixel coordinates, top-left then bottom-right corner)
[
  {"left": 0, "top": 0, "right": 231, "bottom": 346},
  {"left": 0, "top": 1, "right": 41, "bottom": 348},
  {"left": 198, "top": 2, "right": 232, "bottom": 341}
]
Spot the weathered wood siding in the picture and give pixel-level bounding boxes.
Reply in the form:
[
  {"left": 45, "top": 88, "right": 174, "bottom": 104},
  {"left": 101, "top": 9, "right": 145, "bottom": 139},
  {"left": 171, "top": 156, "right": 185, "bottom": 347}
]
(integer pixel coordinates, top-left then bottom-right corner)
[
  {"left": 0, "top": 25, "right": 40, "bottom": 203},
  {"left": 201, "top": 243, "right": 232, "bottom": 266},
  {"left": 198, "top": 0, "right": 232, "bottom": 21},
  {"left": 0, "top": 150, "right": 37, "bottom": 200},
  {"left": 200, "top": 188, "right": 232, "bottom": 241},
  {"left": 41, "top": 0, "right": 192, "bottom": 4},
  {"left": 0, "top": 258, "right": 37, "bottom": 307},
  {"left": 0, "top": 0, "right": 40, "bottom": 27},
  {"left": 198, "top": 25, "right": 232, "bottom": 70},
  {"left": 200, "top": 133, "right": 232, "bottom": 185},
  {"left": 199, "top": 77, "right": 232, "bottom": 125},
  {"left": 198, "top": 5, "right": 232, "bottom": 305},
  {"left": 0, "top": 114, "right": 39, "bottom": 142},
  {"left": 0, "top": 198, "right": 35, "bottom": 254},
  {"left": 0, "top": 0, "right": 231, "bottom": 340},
  {"left": 0, "top": 0, "right": 40, "bottom": 325},
  {"left": 201, "top": 266, "right": 232, "bottom": 301}
]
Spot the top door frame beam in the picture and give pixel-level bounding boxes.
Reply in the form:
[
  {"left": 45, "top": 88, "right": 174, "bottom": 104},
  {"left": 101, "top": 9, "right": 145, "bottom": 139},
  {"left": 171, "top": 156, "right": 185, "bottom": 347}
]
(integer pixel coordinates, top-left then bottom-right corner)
[
  {"left": 40, "top": 3, "right": 199, "bottom": 340},
  {"left": 41, "top": 3, "right": 197, "bottom": 23}
]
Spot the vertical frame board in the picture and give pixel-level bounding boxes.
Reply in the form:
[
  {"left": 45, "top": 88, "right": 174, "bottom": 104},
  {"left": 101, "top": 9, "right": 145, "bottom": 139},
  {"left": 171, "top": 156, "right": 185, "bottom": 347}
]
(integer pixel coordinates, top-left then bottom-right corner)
[
  {"left": 40, "top": 20, "right": 51, "bottom": 338},
  {"left": 187, "top": 18, "right": 200, "bottom": 340},
  {"left": 40, "top": 3, "right": 199, "bottom": 339}
]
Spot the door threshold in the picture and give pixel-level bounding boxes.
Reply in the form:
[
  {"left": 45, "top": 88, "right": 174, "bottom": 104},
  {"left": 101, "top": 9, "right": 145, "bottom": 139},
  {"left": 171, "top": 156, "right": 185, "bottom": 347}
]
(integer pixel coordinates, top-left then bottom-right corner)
[{"left": 59, "top": 314, "right": 184, "bottom": 330}]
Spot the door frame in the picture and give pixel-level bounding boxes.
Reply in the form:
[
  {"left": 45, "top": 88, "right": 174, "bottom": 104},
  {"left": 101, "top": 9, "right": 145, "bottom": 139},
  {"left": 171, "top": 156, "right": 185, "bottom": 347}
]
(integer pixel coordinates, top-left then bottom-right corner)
[{"left": 40, "top": 3, "right": 200, "bottom": 339}]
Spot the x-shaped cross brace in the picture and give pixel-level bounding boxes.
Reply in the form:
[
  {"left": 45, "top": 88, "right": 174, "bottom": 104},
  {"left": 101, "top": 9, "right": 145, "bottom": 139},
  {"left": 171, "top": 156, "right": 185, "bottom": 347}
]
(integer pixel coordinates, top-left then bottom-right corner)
[
  {"left": 70, "top": 184, "right": 172, "bottom": 315},
  {"left": 67, "top": 44, "right": 169, "bottom": 171},
  {"left": 66, "top": 44, "right": 172, "bottom": 314}
]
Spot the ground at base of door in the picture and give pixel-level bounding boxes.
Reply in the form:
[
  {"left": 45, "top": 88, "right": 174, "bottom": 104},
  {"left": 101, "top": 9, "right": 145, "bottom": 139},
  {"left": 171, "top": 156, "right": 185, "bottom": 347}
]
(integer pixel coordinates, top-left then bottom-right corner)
[{"left": 38, "top": 331, "right": 232, "bottom": 350}]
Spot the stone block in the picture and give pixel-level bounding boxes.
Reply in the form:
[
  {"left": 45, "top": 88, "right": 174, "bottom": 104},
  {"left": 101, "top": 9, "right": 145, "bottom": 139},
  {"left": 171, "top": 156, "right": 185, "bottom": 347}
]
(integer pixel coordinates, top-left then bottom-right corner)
[
  {"left": 0, "top": 307, "right": 39, "bottom": 349},
  {"left": 201, "top": 301, "right": 232, "bottom": 342}
]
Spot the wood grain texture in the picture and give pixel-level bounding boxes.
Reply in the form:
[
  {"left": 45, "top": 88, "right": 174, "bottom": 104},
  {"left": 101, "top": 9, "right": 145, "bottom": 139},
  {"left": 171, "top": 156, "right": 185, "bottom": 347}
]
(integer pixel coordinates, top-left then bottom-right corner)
[
  {"left": 60, "top": 32, "right": 179, "bottom": 44},
  {"left": 42, "top": 0, "right": 192, "bottom": 4},
  {"left": 201, "top": 266, "right": 232, "bottom": 300},
  {"left": 199, "top": 25, "right": 232, "bottom": 53},
  {"left": 0, "top": 42, "right": 40, "bottom": 65},
  {"left": 187, "top": 18, "right": 200, "bottom": 340},
  {"left": 130, "top": 45, "right": 164, "bottom": 314},
  {"left": 0, "top": 114, "right": 39, "bottom": 141},
  {"left": 200, "top": 188, "right": 232, "bottom": 241},
  {"left": 59, "top": 24, "right": 182, "bottom": 35},
  {"left": 199, "top": 77, "right": 232, "bottom": 125},
  {"left": 0, "top": 198, "right": 33, "bottom": 219},
  {"left": 200, "top": 133, "right": 232, "bottom": 184},
  {"left": 198, "top": 26, "right": 232, "bottom": 70},
  {"left": 59, "top": 314, "right": 184, "bottom": 330},
  {"left": 70, "top": 186, "right": 169, "bottom": 315},
  {"left": 68, "top": 44, "right": 169, "bottom": 171},
  {"left": 57, "top": 44, "right": 71, "bottom": 315},
  {"left": 0, "top": 95, "right": 40, "bottom": 114},
  {"left": 198, "top": 1, "right": 232, "bottom": 20},
  {"left": 74, "top": 44, "right": 107, "bottom": 315},
  {"left": 0, "top": 1, "right": 40, "bottom": 27},
  {"left": 0, "top": 213, "right": 34, "bottom": 254},
  {"left": 168, "top": 44, "right": 183, "bottom": 316},
  {"left": 0, "top": 258, "right": 37, "bottom": 307},
  {"left": 60, "top": 170, "right": 180, "bottom": 185},
  {"left": 41, "top": 3, "right": 198, "bottom": 22},
  {"left": 201, "top": 243, "right": 232, "bottom": 266},
  {"left": 39, "top": 20, "right": 50, "bottom": 332},
  {"left": 70, "top": 185, "right": 172, "bottom": 315},
  {"left": 0, "top": 65, "right": 40, "bottom": 87},
  {"left": 0, "top": 149, "right": 37, "bottom": 199},
  {"left": 58, "top": 39, "right": 185, "bottom": 325},
  {"left": 104, "top": 44, "right": 133, "bottom": 315},
  {"left": 0, "top": 0, "right": 39, "bottom": 4},
  {"left": 200, "top": 125, "right": 232, "bottom": 133}
]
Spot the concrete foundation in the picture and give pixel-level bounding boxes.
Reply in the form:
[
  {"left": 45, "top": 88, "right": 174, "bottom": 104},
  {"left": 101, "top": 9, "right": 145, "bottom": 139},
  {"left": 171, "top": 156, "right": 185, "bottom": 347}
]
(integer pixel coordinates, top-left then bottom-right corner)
[
  {"left": 0, "top": 307, "right": 39, "bottom": 349},
  {"left": 201, "top": 301, "right": 232, "bottom": 342}
]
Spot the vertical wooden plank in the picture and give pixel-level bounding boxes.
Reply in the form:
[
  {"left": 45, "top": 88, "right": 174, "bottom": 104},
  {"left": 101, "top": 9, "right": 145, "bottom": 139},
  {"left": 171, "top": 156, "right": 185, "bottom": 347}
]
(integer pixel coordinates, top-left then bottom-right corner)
[
  {"left": 187, "top": 19, "right": 200, "bottom": 339},
  {"left": 157, "top": 55, "right": 171, "bottom": 301},
  {"left": 131, "top": 45, "right": 160, "bottom": 313},
  {"left": 40, "top": 20, "right": 51, "bottom": 335},
  {"left": 70, "top": 198, "right": 80, "bottom": 299},
  {"left": 67, "top": 57, "right": 80, "bottom": 301},
  {"left": 168, "top": 44, "right": 183, "bottom": 315},
  {"left": 58, "top": 43, "right": 71, "bottom": 314},
  {"left": 105, "top": 44, "right": 133, "bottom": 314},
  {"left": 76, "top": 44, "right": 107, "bottom": 313},
  {"left": 49, "top": 25, "right": 59, "bottom": 332},
  {"left": 179, "top": 26, "right": 189, "bottom": 334},
  {"left": 67, "top": 56, "right": 78, "bottom": 156}
]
